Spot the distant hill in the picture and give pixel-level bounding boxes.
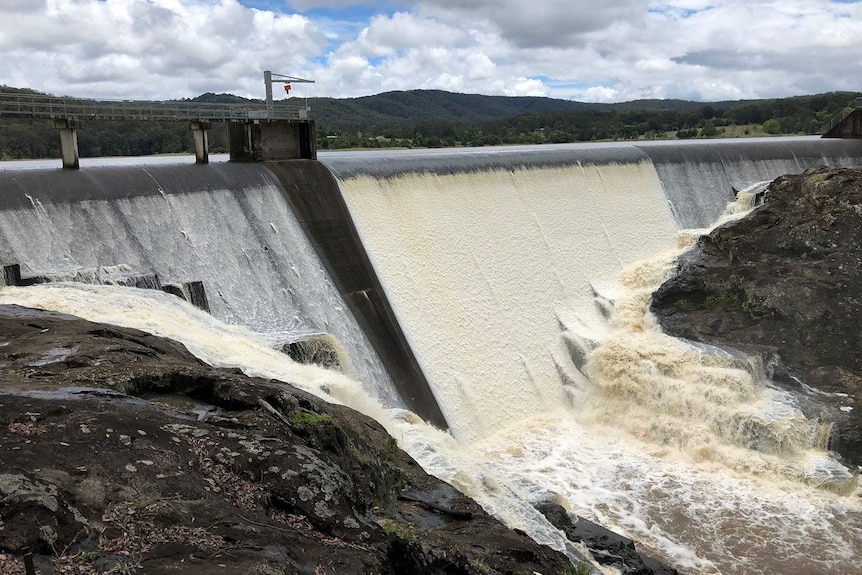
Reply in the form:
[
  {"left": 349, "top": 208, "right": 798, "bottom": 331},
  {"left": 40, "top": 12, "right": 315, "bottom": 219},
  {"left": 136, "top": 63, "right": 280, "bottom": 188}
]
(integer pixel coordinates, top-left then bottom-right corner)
[
  {"left": 298, "top": 90, "right": 603, "bottom": 132},
  {"left": 189, "top": 92, "right": 252, "bottom": 104},
  {"left": 0, "top": 85, "right": 858, "bottom": 158}
]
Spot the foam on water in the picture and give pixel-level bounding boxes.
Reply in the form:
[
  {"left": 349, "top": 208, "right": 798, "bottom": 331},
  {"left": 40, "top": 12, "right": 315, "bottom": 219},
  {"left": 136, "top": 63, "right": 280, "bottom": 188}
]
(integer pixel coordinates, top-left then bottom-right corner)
[{"left": 2, "top": 280, "right": 861, "bottom": 575}]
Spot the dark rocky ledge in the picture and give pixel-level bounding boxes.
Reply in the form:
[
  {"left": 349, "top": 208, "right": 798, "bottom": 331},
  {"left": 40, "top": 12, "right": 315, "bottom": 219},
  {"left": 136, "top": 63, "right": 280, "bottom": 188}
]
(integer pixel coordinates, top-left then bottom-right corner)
[
  {"left": 651, "top": 166, "right": 862, "bottom": 467},
  {"left": 0, "top": 305, "right": 577, "bottom": 575},
  {"left": 536, "top": 503, "right": 678, "bottom": 575}
]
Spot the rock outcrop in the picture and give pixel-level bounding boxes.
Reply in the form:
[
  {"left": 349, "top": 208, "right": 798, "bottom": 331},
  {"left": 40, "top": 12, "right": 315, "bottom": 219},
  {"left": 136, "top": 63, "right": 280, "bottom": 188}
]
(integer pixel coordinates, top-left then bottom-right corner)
[
  {"left": 0, "top": 305, "right": 575, "bottom": 575},
  {"left": 651, "top": 166, "right": 862, "bottom": 466},
  {"left": 536, "top": 503, "right": 678, "bottom": 575}
]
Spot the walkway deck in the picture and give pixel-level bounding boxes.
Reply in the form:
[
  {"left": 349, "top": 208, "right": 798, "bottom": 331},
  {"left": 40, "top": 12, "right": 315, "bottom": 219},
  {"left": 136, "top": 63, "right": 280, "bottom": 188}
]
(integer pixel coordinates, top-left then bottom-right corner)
[{"left": 0, "top": 92, "right": 307, "bottom": 122}]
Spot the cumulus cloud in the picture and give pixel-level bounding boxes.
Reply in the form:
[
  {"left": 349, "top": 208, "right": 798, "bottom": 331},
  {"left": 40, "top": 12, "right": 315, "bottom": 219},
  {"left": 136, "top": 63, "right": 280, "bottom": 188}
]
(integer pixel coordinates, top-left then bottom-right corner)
[
  {"left": 415, "top": 0, "right": 651, "bottom": 48},
  {"left": 0, "top": 0, "right": 859, "bottom": 102},
  {"left": 0, "top": 0, "right": 326, "bottom": 99}
]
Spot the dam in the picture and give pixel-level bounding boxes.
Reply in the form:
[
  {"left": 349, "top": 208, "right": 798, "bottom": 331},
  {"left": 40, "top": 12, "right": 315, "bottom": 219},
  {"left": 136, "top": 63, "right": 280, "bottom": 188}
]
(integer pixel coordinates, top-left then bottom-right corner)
[{"left": 1, "top": 137, "right": 862, "bottom": 574}]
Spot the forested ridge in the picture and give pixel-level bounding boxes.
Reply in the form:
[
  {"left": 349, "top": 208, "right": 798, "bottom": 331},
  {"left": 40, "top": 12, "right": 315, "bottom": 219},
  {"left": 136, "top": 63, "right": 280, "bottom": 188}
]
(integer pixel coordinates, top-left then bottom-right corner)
[{"left": 0, "top": 84, "right": 857, "bottom": 159}]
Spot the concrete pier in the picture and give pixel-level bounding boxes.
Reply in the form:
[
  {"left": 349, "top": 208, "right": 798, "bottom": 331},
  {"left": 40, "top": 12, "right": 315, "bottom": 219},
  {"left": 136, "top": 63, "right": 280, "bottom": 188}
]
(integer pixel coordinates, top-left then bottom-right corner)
[
  {"left": 54, "top": 119, "right": 81, "bottom": 170},
  {"left": 229, "top": 121, "right": 316, "bottom": 162},
  {"left": 823, "top": 109, "right": 862, "bottom": 138},
  {"left": 190, "top": 122, "right": 211, "bottom": 164}
]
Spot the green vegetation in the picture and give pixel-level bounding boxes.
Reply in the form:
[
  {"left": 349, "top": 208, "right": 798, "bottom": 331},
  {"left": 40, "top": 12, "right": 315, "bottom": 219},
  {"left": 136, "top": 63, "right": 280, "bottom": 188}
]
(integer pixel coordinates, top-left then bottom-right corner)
[
  {"left": 701, "top": 281, "right": 766, "bottom": 320},
  {"left": 287, "top": 410, "right": 334, "bottom": 426},
  {"left": 741, "top": 295, "right": 766, "bottom": 320},
  {"left": 376, "top": 518, "right": 418, "bottom": 540},
  {"left": 0, "top": 84, "right": 857, "bottom": 158},
  {"left": 566, "top": 563, "right": 594, "bottom": 575}
]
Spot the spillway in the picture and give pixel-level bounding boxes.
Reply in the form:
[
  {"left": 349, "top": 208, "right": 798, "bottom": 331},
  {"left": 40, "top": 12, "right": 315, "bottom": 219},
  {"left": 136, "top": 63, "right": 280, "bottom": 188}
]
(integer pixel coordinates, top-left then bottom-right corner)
[
  {"left": 2, "top": 136, "right": 862, "bottom": 575},
  {"left": 0, "top": 162, "right": 404, "bottom": 408},
  {"left": 321, "top": 137, "right": 862, "bottom": 574}
]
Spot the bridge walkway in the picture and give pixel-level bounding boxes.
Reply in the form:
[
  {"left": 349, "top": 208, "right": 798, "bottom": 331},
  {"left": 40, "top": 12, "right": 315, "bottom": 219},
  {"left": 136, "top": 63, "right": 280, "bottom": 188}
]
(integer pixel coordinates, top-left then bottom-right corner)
[
  {"left": 0, "top": 92, "right": 306, "bottom": 122},
  {"left": 0, "top": 92, "right": 315, "bottom": 168}
]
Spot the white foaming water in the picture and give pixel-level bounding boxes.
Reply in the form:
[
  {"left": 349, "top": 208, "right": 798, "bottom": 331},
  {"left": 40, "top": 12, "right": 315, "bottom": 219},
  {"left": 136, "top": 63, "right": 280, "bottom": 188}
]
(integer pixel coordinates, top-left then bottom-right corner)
[
  {"left": 334, "top": 161, "right": 862, "bottom": 574},
  {"left": 0, "top": 183, "right": 396, "bottom": 404}
]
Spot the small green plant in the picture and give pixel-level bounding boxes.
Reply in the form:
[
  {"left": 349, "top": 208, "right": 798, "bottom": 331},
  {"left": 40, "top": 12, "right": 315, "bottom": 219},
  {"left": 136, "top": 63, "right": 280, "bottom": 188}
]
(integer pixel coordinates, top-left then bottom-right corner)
[
  {"left": 566, "top": 563, "right": 593, "bottom": 575},
  {"left": 741, "top": 295, "right": 766, "bottom": 320},
  {"left": 699, "top": 280, "right": 766, "bottom": 320},
  {"left": 287, "top": 410, "right": 334, "bottom": 426},
  {"left": 377, "top": 518, "right": 418, "bottom": 541}
]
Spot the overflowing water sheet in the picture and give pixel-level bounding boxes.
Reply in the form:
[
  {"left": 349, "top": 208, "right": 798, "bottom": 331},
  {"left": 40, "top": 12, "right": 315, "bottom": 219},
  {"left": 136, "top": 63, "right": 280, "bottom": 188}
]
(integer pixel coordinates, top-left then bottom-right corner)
[
  {"left": 3, "top": 139, "right": 862, "bottom": 574},
  {"left": 324, "top": 147, "right": 862, "bottom": 574},
  {"left": 0, "top": 165, "right": 397, "bottom": 405},
  {"left": 336, "top": 161, "right": 678, "bottom": 440}
]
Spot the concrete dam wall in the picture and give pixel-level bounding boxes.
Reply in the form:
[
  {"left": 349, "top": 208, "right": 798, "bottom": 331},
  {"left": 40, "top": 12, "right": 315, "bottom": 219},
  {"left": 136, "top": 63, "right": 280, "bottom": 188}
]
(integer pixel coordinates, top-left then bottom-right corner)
[
  {"left": 1, "top": 137, "right": 861, "bottom": 434},
  {"left": 320, "top": 137, "right": 862, "bottom": 440},
  {"left": 0, "top": 161, "right": 442, "bottom": 425}
]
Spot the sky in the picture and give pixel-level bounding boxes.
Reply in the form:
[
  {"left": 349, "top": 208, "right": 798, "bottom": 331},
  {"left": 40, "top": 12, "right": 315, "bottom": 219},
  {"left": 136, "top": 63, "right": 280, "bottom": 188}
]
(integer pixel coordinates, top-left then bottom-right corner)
[{"left": 0, "top": 0, "right": 860, "bottom": 103}]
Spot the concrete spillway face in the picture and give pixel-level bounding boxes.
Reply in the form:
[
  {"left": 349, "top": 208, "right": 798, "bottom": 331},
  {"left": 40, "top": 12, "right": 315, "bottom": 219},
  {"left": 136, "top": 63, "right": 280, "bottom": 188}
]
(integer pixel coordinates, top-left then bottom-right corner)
[
  {"left": 324, "top": 145, "right": 682, "bottom": 441},
  {"left": 638, "top": 137, "right": 862, "bottom": 228},
  {"left": 0, "top": 162, "right": 399, "bottom": 408},
  {"left": 264, "top": 160, "right": 448, "bottom": 429}
]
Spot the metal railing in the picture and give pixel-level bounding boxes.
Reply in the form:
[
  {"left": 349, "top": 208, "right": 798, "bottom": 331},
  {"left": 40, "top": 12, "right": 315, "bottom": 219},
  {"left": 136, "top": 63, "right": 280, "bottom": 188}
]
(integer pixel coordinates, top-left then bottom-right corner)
[
  {"left": 0, "top": 92, "right": 309, "bottom": 122},
  {"left": 821, "top": 97, "right": 862, "bottom": 135}
]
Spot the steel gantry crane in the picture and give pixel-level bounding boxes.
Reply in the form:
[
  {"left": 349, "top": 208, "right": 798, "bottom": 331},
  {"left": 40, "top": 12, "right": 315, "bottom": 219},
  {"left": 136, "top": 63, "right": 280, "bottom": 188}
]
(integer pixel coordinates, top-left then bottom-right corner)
[{"left": 264, "top": 70, "right": 314, "bottom": 119}]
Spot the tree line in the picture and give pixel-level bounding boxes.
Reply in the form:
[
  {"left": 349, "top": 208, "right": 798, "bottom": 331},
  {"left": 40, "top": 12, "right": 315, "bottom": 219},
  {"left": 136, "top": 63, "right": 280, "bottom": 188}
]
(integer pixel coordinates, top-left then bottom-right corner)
[
  {"left": 0, "top": 85, "right": 856, "bottom": 159},
  {"left": 318, "top": 93, "right": 856, "bottom": 149}
]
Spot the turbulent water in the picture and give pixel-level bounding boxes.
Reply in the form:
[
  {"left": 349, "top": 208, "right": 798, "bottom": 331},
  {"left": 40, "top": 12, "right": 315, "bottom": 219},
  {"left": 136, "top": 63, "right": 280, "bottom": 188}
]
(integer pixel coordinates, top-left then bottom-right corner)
[
  {"left": 2, "top": 140, "right": 862, "bottom": 574},
  {"left": 328, "top": 151, "right": 862, "bottom": 574},
  {"left": 0, "top": 170, "right": 397, "bottom": 404}
]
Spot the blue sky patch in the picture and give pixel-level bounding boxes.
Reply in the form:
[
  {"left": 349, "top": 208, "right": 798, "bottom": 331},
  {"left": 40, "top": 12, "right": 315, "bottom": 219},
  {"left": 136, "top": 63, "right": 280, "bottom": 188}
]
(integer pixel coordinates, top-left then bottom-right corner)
[{"left": 647, "top": 5, "right": 714, "bottom": 18}]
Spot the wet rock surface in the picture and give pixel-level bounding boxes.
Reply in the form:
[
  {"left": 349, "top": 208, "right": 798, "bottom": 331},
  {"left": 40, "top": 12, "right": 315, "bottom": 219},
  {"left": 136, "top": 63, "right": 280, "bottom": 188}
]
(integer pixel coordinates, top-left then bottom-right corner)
[
  {"left": 536, "top": 503, "right": 678, "bottom": 575},
  {"left": 651, "top": 166, "right": 862, "bottom": 467},
  {"left": 0, "top": 305, "right": 574, "bottom": 575}
]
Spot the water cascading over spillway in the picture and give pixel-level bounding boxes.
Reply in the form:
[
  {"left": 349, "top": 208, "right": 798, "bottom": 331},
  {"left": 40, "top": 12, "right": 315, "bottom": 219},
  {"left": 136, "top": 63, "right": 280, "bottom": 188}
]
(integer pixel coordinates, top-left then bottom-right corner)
[
  {"left": 326, "top": 146, "right": 680, "bottom": 441},
  {"left": 2, "top": 137, "right": 862, "bottom": 575},
  {"left": 321, "top": 139, "right": 862, "bottom": 575},
  {"left": 0, "top": 162, "right": 399, "bottom": 404}
]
